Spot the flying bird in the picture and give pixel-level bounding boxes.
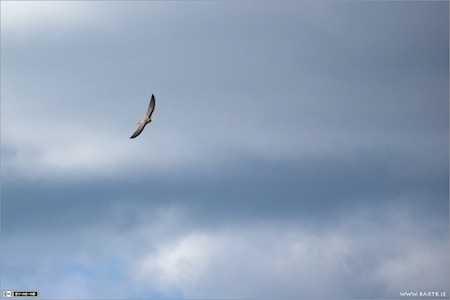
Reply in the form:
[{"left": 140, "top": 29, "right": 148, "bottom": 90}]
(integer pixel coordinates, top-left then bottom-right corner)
[{"left": 130, "top": 94, "right": 156, "bottom": 139}]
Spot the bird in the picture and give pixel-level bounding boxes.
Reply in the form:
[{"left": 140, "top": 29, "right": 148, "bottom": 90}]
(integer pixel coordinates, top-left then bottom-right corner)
[{"left": 130, "top": 94, "right": 156, "bottom": 139}]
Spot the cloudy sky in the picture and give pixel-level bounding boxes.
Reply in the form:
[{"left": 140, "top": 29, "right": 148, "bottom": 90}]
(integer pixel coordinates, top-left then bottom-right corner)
[{"left": 1, "top": 1, "right": 448, "bottom": 299}]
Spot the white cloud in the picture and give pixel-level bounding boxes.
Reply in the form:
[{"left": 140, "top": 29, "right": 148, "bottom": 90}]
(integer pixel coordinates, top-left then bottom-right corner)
[
  {"left": 2, "top": 201, "right": 447, "bottom": 299},
  {"left": 1, "top": 1, "right": 97, "bottom": 35},
  {"left": 1, "top": 131, "right": 133, "bottom": 181},
  {"left": 136, "top": 233, "right": 223, "bottom": 289},
  {"left": 1, "top": 124, "right": 223, "bottom": 182},
  {"left": 128, "top": 207, "right": 447, "bottom": 299},
  {"left": 374, "top": 244, "right": 449, "bottom": 293}
]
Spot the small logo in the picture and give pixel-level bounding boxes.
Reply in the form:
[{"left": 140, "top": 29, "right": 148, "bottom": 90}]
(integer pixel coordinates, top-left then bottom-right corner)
[{"left": 2, "top": 291, "right": 38, "bottom": 298}]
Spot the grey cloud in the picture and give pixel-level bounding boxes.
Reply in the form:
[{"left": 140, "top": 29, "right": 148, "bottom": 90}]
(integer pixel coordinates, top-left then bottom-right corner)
[
  {"left": 2, "top": 148, "right": 447, "bottom": 235},
  {"left": 1, "top": 1, "right": 448, "bottom": 299}
]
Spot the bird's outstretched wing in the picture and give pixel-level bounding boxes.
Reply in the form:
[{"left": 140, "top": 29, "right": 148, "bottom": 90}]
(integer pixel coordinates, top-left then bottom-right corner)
[
  {"left": 129, "top": 94, "right": 156, "bottom": 139},
  {"left": 146, "top": 94, "right": 156, "bottom": 118},
  {"left": 130, "top": 121, "right": 148, "bottom": 139}
]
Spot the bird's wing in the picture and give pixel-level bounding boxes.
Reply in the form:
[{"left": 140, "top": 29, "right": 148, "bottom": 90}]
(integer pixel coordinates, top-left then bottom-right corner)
[
  {"left": 146, "top": 94, "right": 156, "bottom": 118},
  {"left": 130, "top": 122, "right": 148, "bottom": 139}
]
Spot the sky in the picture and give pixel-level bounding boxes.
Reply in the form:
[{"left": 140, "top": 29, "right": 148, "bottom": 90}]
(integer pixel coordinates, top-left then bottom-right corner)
[{"left": 1, "top": 1, "right": 449, "bottom": 299}]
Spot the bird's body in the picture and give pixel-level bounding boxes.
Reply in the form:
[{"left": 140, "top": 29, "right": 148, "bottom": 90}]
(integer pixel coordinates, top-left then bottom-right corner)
[{"left": 130, "top": 94, "right": 155, "bottom": 139}]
